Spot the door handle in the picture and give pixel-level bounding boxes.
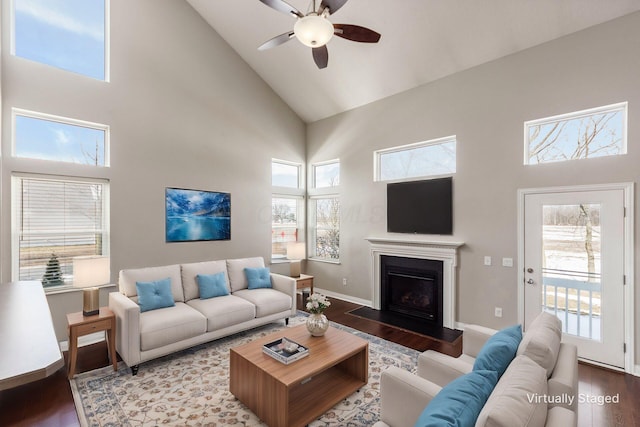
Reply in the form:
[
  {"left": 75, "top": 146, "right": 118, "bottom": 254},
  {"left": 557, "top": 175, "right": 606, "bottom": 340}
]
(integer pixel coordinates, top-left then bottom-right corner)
[{"left": 526, "top": 279, "right": 535, "bottom": 285}]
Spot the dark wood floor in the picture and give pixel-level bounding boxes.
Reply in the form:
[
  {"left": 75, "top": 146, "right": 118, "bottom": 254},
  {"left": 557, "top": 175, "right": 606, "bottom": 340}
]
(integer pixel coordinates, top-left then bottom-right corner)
[{"left": 1, "top": 297, "right": 638, "bottom": 426}]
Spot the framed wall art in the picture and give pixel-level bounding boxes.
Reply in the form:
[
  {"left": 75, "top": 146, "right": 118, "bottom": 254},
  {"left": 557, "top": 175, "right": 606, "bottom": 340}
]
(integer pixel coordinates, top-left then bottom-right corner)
[{"left": 165, "top": 187, "right": 231, "bottom": 242}]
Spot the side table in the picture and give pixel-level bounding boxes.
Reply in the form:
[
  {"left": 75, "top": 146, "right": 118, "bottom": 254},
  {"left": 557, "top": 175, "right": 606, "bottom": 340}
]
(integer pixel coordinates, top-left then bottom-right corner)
[
  {"left": 294, "top": 274, "right": 314, "bottom": 298},
  {"left": 67, "top": 306, "right": 117, "bottom": 379}
]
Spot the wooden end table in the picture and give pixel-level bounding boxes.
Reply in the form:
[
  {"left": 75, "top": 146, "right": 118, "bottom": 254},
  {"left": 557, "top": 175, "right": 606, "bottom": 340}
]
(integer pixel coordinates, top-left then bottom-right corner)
[
  {"left": 66, "top": 306, "right": 117, "bottom": 379},
  {"left": 230, "top": 324, "right": 368, "bottom": 427},
  {"left": 294, "top": 274, "right": 314, "bottom": 296}
]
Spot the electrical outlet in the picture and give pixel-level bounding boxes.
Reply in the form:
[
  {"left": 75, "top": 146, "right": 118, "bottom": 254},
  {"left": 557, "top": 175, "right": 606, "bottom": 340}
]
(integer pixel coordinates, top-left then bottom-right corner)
[
  {"left": 342, "top": 278, "right": 347, "bottom": 286},
  {"left": 494, "top": 307, "right": 503, "bottom": 318},
  {"left": 502, "top": 258, "right": 514, "bottom": 267},
  {"left": 484, "top": 256, "right": 492, "bottom": 266}
]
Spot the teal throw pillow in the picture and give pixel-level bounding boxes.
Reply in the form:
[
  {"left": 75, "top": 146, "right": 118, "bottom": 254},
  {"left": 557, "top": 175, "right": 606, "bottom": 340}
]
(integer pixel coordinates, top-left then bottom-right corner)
[
  {"left": 473, "top": 324, "right": 522, "bottom": 378},
  {"left": 135, "top": 277, "right": 175, "bottom": 312},
  {"left": 414, "top": 369, "right": 498, "bottom": 427},
  {"left": 244, "top": 267, "right": 272, "bottom": 289},
  {"left": 197, "top": 272, "right": 229, "bottom": 299}
]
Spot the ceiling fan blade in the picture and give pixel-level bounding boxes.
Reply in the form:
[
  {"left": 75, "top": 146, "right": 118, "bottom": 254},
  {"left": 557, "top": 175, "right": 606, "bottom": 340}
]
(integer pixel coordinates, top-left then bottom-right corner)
[
  {"left": 333, "top": 24, "right": 381, "bottom": 43},
  {"left": 258, "top": 0, "right": 303, "bottom": 18},
  {"left": 319, "top": 0, "right": 349, "bottom": 15},
  {"left": 258, "top": 32, "right": 295, "bottom": 50},
  {"left": 312, "top": 46, "right": 329, "bottom": 69}
]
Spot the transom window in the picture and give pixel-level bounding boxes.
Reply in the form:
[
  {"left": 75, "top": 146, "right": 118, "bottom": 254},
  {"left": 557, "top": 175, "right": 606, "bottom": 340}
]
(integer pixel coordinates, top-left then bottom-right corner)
[
  {"left": 375, "top": 136, "right": 456, "bottom": 182},
  {"left": 313, "top": 160, "right": 340, "bottom": 188},
  {"left": 272, "top": 160, "right": 301, "bottom": 188},
  {"left": 525, "top": 102, "right": 627, "bottom": 165},
  {"left": 12, "top": 0, "right": 108, "bottom": 80},
  {"left": 13, "top": 109, "right": 109, "bottom": 166}
]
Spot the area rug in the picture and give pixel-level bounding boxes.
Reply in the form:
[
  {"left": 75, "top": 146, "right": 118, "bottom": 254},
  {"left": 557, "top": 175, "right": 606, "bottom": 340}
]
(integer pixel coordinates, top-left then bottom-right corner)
[{"left": 70, "top": 314, "right": 419, "bottom": 426}]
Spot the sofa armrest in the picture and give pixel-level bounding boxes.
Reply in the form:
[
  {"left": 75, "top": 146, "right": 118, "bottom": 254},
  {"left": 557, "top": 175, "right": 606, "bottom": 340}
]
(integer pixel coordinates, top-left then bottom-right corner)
[
  {"left": 270, "top": 273, "right": 297, "bottom": 315},
  {"left": 417, "top": 350, "right": 473, "bottom": 387},
  {"left": 108, "top": 292, "right": 141, "bottom": 367},
  {"left": 379, "top": 367, "right": 442, "bottom": 427},
  {"left": 463, "top": 324, "right": 496, "bottom": 357},
  {"left": 548, "top": 342, "right": 578, "bottom": 411}
]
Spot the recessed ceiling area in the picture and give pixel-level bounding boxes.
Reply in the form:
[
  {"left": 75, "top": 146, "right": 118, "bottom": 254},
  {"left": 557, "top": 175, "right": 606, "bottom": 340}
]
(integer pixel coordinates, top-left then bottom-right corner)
[{"left": 187, "top": 0, "right": 640, "bottom": 123}]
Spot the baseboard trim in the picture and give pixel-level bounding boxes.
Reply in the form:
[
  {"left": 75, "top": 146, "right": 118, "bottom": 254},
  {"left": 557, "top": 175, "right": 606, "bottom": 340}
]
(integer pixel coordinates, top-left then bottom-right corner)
[{"left": 313, "top": 288, "right": 372, "bottom": 307}]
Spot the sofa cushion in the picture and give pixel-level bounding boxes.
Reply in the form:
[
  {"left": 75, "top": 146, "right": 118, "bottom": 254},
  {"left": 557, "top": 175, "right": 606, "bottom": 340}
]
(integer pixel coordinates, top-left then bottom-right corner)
[
  {"left": 197, "top": 272, "right": 230, "bottom": 299},
  {"left": 245, "top": 267, "right": 272, "bottom": 289},
  {"left": 181, "top": 260, "right": 229, "bottom": 301},
  {"left": 187, "top": 295, "right": 256, "bottom": 332},
  {"left": 227, "top": 257, "right": 265, "bottom": 292},
  {"left": 136, "top": 277, "right": 175, "bottom": 312},
  {"left": 233, "top": 288, "right": 292, "bottom": 318},
  {"left": 139, "top": 302, "right": 206, "bottom": 351},
  {"left": 119, "top": 264, "right": 184, "bottom": 302},
  {"left": 517, "top": 312, "right": 562, "bottom": 377},
  {"left": 473, "top": 324, "right": 522, "bottom": 378},
  {"left": 413, "top": 369, "right": 498, "bottom": 427},
  {"left": 475, "top": 355, "right": 548, "bottom": 427}
]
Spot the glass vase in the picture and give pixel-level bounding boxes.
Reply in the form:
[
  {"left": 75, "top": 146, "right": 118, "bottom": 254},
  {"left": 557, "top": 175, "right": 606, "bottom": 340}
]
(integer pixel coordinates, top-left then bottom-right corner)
[{"left": 306, "top": 313, "right": 329, "bottom": 337}]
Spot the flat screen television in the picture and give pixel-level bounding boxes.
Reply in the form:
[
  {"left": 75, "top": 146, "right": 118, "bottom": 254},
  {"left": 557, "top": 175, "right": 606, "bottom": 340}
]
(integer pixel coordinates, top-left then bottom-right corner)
[{"left": 387, "top": 177, "right": 453, "bottom": 235}]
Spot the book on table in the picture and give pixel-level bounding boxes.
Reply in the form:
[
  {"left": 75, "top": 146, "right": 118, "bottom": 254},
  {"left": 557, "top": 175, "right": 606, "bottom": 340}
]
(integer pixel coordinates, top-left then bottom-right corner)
[{"left": 262, "top": 337, "right": 309, "bottom": 364}]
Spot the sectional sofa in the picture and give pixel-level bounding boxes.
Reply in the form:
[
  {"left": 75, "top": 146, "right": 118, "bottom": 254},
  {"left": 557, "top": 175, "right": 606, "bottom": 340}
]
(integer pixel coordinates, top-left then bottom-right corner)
[
  {"left": 375, "top": 311, "right": 578, "bottom": 427},
  {"left": 108, "top": 257, "right": 296, "bottom": 374}
]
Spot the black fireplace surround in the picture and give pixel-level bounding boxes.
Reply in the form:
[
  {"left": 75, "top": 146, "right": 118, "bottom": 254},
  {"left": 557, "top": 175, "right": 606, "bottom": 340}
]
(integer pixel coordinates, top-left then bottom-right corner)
[{"left": 380, "top": 255, "right": 444, "bottom": 329}]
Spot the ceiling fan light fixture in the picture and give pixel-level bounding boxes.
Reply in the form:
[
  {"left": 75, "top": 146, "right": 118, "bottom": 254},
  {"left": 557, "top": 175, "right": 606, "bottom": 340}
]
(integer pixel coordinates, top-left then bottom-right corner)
[{"left": 294, "top": 13, "right": 334, "bottom": 47}]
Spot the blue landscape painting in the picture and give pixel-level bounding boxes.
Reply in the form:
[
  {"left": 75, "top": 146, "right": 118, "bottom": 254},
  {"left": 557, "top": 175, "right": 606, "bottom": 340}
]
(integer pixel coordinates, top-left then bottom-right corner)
[{"left": 166, "top": 188, "right": 231, "bottom": 242}]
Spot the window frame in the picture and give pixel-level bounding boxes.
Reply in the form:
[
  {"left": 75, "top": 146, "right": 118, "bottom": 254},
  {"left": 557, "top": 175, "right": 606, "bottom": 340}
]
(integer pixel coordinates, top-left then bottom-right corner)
[
  {"left": 309, "top": 195, "right": 340, "bottom": 263},
  {"left": 524, "top": 102, "right": 628, "bottom": 165},
  {"left": 12, "top": 108, "right": 111, "bottom": 167},
  {"left": 312, "top": 159, "right": 340, "bottom": 189},
  {"left": 11, "top": 173, "right": 111, "bottom": 291},
  {"left": 10, "top": 0, "right": 111, "bottom": 81},
  {"left": 271, "top": 159, "right": 305, "bottom": 261},
  {"left": 374, "top": 135, "right": 457, "bottom": 182}
]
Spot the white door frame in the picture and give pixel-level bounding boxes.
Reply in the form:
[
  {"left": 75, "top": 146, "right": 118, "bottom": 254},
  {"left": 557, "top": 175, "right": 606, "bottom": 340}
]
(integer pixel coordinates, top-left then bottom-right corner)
[{"left": 517, "top": 182, "right": 635, "bottom": 375}]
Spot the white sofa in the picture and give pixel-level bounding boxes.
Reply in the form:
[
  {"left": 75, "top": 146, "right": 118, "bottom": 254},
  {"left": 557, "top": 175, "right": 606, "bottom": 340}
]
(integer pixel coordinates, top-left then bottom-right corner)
[
  {"left": 109, "top": 257, "right": 296, "bottom": 374},
  {"left": 375, "top": 312, "right": 578, "bottom": 427}
]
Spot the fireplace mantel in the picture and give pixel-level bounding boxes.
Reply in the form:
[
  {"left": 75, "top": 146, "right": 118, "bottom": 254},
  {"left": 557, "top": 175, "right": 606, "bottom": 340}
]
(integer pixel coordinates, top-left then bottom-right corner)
[{"left": 366, "top": 237, "right": 464, "bottom": 329}]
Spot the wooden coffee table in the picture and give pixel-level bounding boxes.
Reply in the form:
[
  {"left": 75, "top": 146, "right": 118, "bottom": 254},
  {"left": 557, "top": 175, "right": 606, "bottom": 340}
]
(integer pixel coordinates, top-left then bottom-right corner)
[{"left": 230, "top": 324, "right": 368, "bottom": 427}]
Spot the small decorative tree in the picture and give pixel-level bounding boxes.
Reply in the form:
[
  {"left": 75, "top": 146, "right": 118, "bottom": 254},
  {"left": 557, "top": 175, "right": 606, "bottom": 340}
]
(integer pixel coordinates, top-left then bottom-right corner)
[{"left": 42, "top": 253, "right": 64, "bottom": 287}]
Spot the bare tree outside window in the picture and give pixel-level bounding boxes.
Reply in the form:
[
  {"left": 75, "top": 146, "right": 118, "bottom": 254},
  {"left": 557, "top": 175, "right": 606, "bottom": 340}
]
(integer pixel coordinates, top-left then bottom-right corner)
[
  {"left": 314, "top": 197, "right": 340, "bottom": 260},
  {"left": 526, "top": 103, "right": 626, "bottom": 165}
]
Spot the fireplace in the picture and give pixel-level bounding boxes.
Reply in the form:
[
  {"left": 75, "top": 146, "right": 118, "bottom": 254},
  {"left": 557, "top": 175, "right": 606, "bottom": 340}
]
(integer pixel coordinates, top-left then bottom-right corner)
[
  {"left": 367, "top": 237, "right": 463, "bottom": 329},
  {"left": 381, "top": 255, "right": 443, "bottom": 328}
]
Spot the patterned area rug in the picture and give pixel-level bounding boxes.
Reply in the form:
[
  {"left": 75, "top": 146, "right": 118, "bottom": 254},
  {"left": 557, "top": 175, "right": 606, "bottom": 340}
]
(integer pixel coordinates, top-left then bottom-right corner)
[{"left": 70, "top": 314, "right": 419, "bottom": 426}]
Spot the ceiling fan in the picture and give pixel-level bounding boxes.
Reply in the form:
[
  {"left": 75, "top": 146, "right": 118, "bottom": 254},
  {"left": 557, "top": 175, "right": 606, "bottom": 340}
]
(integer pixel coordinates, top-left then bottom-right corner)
[{"left": 257, "top": 0, "right": 381, "bottom": 69}]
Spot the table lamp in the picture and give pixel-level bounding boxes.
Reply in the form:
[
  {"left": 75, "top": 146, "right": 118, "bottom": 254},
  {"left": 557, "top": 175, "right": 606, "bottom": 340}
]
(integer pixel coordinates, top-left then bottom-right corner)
[
  {"left": 73, "top": 256, "right": 110, "bottom": 316},
  {"left": 287, "top": 242, "right": 306, "bottom": 277}
]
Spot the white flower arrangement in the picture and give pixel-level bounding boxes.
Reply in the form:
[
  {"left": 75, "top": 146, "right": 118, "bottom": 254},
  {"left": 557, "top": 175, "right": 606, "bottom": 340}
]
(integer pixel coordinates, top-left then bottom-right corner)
[{"left": 306, "top": 293, "right": 331, "bottom": 314}]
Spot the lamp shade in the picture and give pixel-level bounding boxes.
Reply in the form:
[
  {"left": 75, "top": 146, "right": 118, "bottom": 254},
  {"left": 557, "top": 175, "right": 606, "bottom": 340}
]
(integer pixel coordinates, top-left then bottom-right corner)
[
  {"left": 73, "top": 256, "right": 110, "bottom": 288},
  {"left": 287, "top": 242, "right": 306, "bottom": 260}
]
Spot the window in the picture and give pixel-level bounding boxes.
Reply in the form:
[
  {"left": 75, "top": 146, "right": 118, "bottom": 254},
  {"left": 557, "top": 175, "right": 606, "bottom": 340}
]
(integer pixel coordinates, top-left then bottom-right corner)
[
  {"left": 374, "top": 136, "right": 456, "bottom": 182},
  {"left": 311, "top": 197, "right": 340, "bottom": 261},
  {"left": 309, "top": 159, "right": 340, "bottom": 261},
  {"left": 13, "top": 0, "right": 108, "bottom": 80},
  {"left": 271, "top": 160, "right": 304, "bottom": 260},
  {"left": 272, "top": 160, "right": 301, "bottom": 188},
  {"left": 525, "top": 102, "right": 627, "bottom": 165},
  {"left": 313, "top": 160, "right": 340, "bottom": 188},
  {"left": 14, "top": 109, "right": 109, "bottom": 166},
  {"left": 12, "top": 175, "right": 109, "bottom": 288}
]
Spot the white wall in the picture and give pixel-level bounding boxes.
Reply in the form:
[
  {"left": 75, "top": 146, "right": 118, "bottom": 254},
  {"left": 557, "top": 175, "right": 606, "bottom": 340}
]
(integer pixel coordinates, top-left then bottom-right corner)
[
  {"left": 0, "top": 0, "right": 305, "bottom": 340},
  {"left": 306, "top": 12, "right": 640, "bottom": 364}
]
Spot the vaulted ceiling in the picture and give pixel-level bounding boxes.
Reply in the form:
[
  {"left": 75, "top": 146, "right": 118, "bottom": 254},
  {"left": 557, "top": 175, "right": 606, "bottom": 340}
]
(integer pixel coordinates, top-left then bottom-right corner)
[{"left": 187, "top": 0, "right": 640, "bottom": 123}]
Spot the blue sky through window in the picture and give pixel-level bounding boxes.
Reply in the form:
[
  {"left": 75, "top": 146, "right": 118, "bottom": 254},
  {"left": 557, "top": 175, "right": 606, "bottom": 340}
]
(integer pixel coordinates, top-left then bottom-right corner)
[
  {"left": 15, "top": 114, "right": 106, "bottom": 166},
  {"left": 14, "top": 0, "right": 106, "bottom": 80}
]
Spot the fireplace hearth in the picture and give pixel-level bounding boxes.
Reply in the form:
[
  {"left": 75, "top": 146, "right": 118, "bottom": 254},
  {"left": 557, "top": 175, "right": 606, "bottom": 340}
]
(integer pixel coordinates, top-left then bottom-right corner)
[{"left": 381, "top": 255, "right": 444, "bottom": 328}]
